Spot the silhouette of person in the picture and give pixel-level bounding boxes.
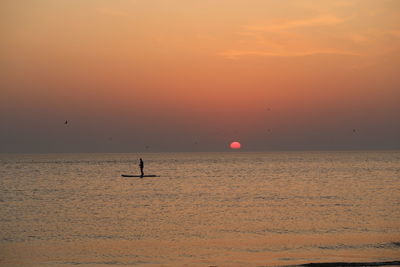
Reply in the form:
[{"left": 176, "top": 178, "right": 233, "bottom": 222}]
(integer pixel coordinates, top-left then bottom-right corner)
[{"left": 139, "top": 158, "right": 144, "bottom": 177}]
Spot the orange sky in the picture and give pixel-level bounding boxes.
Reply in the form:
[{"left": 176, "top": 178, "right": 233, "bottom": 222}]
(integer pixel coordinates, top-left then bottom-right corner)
[{"left": 1, "top": 0, "right": 399, "bottom": 152}]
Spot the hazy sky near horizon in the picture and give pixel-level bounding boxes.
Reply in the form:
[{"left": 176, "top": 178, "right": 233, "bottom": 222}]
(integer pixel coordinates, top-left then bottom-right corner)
[{"left": 1, "top": 0, "right": 399, "bottom": 152}]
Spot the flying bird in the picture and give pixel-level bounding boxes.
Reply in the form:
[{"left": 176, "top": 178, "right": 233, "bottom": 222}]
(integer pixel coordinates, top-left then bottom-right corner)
[{"left": 64, "top": 120, "right": 68, "bottom": 125}]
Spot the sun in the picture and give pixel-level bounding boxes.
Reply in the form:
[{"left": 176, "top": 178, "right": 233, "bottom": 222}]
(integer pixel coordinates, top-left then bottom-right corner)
[{"left": 230, "top": 141, "right": 241, "bottom": 149}]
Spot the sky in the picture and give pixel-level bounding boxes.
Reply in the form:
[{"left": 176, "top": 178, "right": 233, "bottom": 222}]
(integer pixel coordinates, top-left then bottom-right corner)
[{"left": 1, "top": 0, "right": 399, "bottom": 153}]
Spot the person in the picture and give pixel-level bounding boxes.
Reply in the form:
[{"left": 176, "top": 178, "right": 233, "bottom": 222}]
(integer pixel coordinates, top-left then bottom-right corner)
[{"left": 139, "top": 158, "right": 144, "bottom": 177}]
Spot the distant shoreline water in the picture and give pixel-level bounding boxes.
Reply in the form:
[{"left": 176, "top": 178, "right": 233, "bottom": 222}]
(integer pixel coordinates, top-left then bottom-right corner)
[{"left": 1, "top": 149, "right": 400, "bottom": 154}]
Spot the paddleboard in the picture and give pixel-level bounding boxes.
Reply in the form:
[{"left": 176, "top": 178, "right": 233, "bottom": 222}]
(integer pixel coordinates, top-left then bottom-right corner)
[{"left": 121, "top": 174, "right": 159, "bottom": 177}]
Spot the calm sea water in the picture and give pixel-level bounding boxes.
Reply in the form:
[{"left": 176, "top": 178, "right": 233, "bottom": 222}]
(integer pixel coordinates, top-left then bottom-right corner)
[{"left": 0, "top": 152, "right": 399, "bottom": 266}]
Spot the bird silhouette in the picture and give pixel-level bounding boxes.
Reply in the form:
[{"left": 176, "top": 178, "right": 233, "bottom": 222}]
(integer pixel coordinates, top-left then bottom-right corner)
[{"left": 64, "top": 120, "right": 68, "bottom": 125}]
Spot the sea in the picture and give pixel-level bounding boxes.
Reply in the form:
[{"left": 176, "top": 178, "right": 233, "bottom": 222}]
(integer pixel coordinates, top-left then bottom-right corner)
[{"left": 0, "top": 151, "right": 399, "bottom": 267}]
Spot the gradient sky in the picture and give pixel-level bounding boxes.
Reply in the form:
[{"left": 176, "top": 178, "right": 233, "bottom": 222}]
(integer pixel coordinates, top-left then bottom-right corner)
[{"left": 1, "top": 0, "right": 399, "bottom": 152}]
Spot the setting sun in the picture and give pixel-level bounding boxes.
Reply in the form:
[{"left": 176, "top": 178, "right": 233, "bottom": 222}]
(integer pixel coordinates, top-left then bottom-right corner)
[{"left": 230, "top": 141, "right": 241, "bottom": 149}]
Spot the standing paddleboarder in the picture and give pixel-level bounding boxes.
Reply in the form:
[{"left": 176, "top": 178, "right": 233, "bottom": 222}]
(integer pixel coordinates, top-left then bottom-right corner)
[{"left": 139, "top": 158, "right": 144, "bottom": 177}]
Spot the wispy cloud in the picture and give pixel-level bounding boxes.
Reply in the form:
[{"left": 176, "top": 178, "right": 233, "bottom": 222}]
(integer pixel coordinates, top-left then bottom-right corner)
[
  {"left": 218, "top": 14, "right": 360, "bottom": 59},
  {"left": 219, "top": 49, "right": 361, "bottom": 60},
  {"left": 243, "top": 15, "right": 345, "bottom": 32}
]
